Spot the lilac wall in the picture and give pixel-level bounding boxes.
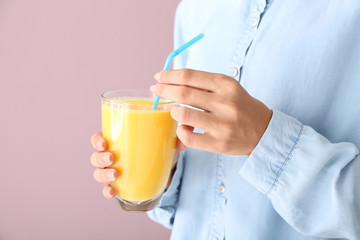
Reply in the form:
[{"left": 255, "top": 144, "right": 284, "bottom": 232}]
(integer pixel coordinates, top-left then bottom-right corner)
[{"left": 0, "top": 0, "right": 179, "bottom": 239}]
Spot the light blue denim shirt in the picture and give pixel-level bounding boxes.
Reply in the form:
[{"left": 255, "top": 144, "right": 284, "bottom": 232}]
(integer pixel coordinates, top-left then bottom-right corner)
[{"left": 148, "top": 0, "right": 360, "bottom": 239}]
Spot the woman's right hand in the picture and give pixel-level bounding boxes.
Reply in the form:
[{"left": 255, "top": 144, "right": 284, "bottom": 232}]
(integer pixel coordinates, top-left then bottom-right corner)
[{"left": 90, "top": 132, "right": 187, "bottom": 199}]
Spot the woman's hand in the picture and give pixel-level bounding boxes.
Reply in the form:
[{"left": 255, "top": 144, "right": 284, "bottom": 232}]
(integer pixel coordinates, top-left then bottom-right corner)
[{"left": 150, "top": 69, "right": 272, "bottom": 156}]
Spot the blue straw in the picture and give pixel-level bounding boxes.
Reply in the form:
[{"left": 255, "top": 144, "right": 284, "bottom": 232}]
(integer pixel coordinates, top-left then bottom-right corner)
[{"left": 152, "top": 33, "right": 205, "bottom": 109}]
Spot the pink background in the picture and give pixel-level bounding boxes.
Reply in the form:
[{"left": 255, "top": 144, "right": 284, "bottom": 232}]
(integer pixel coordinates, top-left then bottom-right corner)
[{"left": 0, "top": 0, "right": 179, "bottom": 239}]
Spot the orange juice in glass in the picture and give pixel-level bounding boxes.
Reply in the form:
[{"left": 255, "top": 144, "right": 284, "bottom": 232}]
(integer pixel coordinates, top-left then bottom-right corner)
[{"left": 101, "top": 90, "right": 177, "bottom": 212}]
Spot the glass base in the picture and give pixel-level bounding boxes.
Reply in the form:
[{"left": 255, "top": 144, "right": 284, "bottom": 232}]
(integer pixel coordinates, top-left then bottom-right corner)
[{"left": 115, "top": 194, "right": 162, "bottom": 212}]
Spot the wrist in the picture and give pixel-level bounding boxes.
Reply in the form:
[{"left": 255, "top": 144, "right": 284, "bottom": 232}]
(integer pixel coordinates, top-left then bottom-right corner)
[{"left": 252, "top": 108, "right": 272, "bottom": 155}]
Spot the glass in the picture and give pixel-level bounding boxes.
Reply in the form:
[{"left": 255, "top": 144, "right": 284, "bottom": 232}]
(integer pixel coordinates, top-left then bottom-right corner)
[{"left": 101, "top": 90, "right": 177, "bottom": 212}]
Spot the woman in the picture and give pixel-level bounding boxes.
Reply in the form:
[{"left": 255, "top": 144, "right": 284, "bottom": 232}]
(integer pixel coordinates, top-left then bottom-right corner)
[{"left": 91, "top": 0, "right": 360, "bottom": 239}]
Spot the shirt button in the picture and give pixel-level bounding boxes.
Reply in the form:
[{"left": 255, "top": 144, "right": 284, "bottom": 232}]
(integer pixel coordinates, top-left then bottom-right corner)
[
  {"left": 251, "top": 17, "right": 259, "bottom": 26},
  {"left": 231, "top": 68, "right": 238, "bottom": 77},
  {"left": 218, "top": 184, "right": 226, "bottom": 193}
]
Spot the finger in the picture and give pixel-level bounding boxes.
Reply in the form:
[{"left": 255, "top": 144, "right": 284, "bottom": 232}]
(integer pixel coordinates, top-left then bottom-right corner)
[
  {"left": 93, "top": 168, "right": 118, "bottom": 183},
  {"left": 150, "top": 84, "right": 215, "bottom": 111},
  {"left": 90, "top": 152, "right": 114, "bottom": 168},
  {"left": 154, "top": 69, "right": 222, "bottom": 92},
  {"left": 91, "top": 132, "right": 107, "bottom": 151},
  {"left": 171, "top": 106, "right": 214, "bottom": 130},
  {"left": 176, "top": 124, "right": 215, "bottom": 151},
  {"left": 103, "top": 185, "right": 116, "bottom": 199},
  {"left": 176, "top": 136, "right": 187, "bottom": 151}
]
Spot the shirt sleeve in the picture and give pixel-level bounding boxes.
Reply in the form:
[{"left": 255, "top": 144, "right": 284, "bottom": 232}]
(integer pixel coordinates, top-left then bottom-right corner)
[
  {"left": 239, "top": 110, "right": 360, "bottom": 239},
  {"left": 147, "top": 151, "right": 185, "bottom": 229}
]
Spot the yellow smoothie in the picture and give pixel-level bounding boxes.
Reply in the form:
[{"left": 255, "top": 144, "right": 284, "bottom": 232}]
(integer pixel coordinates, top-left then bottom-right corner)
[{"left": 101, "top": 99, "right": 177, "bottom": 202}]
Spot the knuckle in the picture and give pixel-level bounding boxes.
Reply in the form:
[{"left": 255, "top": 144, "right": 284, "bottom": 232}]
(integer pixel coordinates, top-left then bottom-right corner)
[
  {"left": 161, "top": 70, "right": 169, "bottom": 82},
  {"left": 156, "top": 84, "right": 168, "bottom": 98},
  {"left": 180, "top": 69, "right": 192, "bottom": 84},
  {"left": 178, "top": 86, "right": 190, "bottom": 101},
  {"left": 178, "top": 107, "right": 191, "bottom": 123},
  {"left": 211, "top": 74, "right": 225, "bottom": 89},
  {"left": 216, "top": 139, "right": 231, "bottom": 153},
  {"left": 93, "top": 168, "right": 113, "bottom": 183},
  {"left": 223, "top": 77, "right": 240, "bottom": 93},
  {"left": 156, "top": 84, "right": 164, "bottom": 95},
  {"left": 91, "top": 152, "right": 112, "bottom": 168},
  {"left": 90, "top": 152, "right": 98, "bottom": 166},
  {"left": 214, "top": 73, "right": 227, "bottom": 82}
]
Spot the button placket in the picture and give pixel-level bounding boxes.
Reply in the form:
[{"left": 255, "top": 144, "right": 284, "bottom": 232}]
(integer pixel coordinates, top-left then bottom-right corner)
[
  {"left": 231, "top": 68, "right": 239, "bottom": 77},
  {"left": 218, "top": 184, "right": 226, "bottom": 193},
  {"left": 228, "top": 1, "right": 267, "bottom": 82},
  {"left": 251, "top": 17, "right": 259, "bottom": 27},
  {"left": 210, "top": 155, "right": 226, "bottom": 240}
]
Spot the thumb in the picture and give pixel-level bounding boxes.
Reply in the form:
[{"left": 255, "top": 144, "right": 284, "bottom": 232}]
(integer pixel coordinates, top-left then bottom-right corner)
[{"left": 176, "top": 136, "right": 187, "bottom": 151}]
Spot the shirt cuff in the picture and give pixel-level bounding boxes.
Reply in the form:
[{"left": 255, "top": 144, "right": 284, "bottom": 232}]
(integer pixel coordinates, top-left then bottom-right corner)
[{"left": 239, "top": 110, "right": 304, "bottom": 195}]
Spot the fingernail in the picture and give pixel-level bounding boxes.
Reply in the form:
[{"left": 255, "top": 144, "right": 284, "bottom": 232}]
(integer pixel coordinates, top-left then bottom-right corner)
[
  {"left": 106, "top": 188, "right": 112, "bottom": 197},
  {"left": 106, "top": 153, "right": 113, "bottom": 165},
  {"left": 103, "top": 186, "right": 114, "bottom": 199},
  {"left": 103, "top": 152, "right": 112, "bottom": 166},
  {"left": 150, "top": 84, "right": 157, "bottom": 92},
  {"left": 96, "top": 138, "right": 103, "bottom": 150},
  {"left": 154, "top": 72, "right": 161, "bottom": 81},
  {"left": 107, "top": 171, "right": 117, "bottom": 181}
]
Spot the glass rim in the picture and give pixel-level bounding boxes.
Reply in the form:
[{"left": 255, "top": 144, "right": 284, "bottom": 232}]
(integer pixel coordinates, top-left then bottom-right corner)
[{"left": 101, "top": 90, "right": 176, "bottom": 105}]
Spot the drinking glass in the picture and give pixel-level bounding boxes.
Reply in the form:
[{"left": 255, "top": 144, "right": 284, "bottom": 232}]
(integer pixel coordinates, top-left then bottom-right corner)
[{"left": 101, "top": 90, "right": 177, "bottom": 212}]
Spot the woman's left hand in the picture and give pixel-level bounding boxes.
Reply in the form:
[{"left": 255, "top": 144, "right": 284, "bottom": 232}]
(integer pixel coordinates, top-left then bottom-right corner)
[{"left": 150, "top": 69, "right": 272, "bottom": 156}]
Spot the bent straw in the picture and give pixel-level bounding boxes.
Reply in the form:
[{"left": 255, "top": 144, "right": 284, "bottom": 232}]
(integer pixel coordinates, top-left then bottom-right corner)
[{"left": 152, "top": 33, "right": 205, "bottom": 109}]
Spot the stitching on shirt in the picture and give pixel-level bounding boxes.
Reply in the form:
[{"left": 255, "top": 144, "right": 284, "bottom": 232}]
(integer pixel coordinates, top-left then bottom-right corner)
[
  {"left": 210, "top": 154, "right": 221, "bottom": 239},
  {"left": 266, "top": 124, "right": 304, "bottom": 196}
]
